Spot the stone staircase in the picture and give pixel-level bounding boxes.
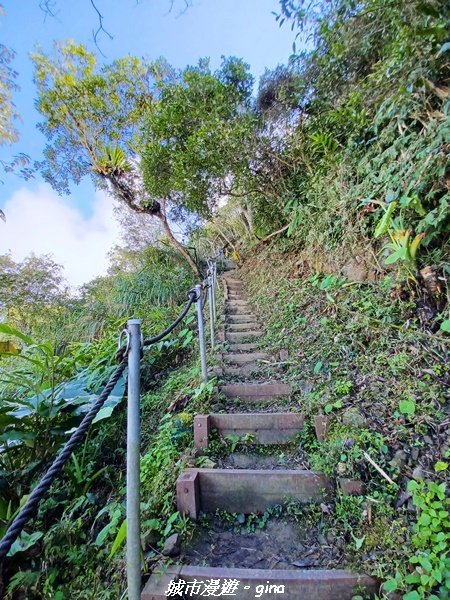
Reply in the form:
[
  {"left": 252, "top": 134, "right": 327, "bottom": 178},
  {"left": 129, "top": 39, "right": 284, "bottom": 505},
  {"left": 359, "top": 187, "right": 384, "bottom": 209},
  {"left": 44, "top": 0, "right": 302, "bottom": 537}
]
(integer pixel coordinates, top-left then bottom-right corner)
[{"left": 142, "top": 272, "right": 378, "bottom": 599}]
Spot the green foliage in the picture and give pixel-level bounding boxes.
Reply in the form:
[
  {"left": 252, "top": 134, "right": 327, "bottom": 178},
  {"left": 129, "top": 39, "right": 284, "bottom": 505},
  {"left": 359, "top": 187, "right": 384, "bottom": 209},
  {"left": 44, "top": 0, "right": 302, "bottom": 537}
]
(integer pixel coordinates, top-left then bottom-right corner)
[
  {"left": 0, "top": 8, "right": 19, "bottom": 146},
  {"left": 275, "top": 0, "right": 449, "bottom": 271},
  {"left": 78, "top": 245, "right": 195, "bottom": 338},
  {"left": 0, "top": 324, "right": 126, "bottom": 504},
  {"left": 141, "top": 413, "right": 191, "bottom": 487},
  {"left": 399, "top": 398, "right": 416, "bottom": 416},
  {"left": 324, "top": 399, "right": 343, "bottom": 414},
  {"left": 440, "top": 319, "right": 450, "bottom": 333},
  {"left": 0, "top": 234, "right": 199, "bottom": 597},
  {"left": 0, "top": 253, "right": 67, "bottom": 336},
  {"left": 142, "top": 57, "right": 255, "bottom": 217},
  {"left": 385, "top": 479, "right": 450, "bottom": 598},
  {"left": 32, "top": 40, "right": 154, "bottom": 195}
]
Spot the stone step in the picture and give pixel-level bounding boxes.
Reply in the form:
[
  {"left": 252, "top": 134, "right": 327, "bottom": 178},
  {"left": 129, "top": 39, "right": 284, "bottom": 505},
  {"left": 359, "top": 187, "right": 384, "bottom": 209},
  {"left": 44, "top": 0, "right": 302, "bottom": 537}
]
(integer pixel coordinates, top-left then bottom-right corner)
[
  {"left": 223, "top": 352, "right": 269, "bottom": 364},
  {"left": 227, "top": 342, "right": 259, "bottom": 352},
  {"left": 227, "top": 322, "right": 261, "bottom": 332},
  {"left": 215, "top": 363, "right": 262, "bottom": 377},
  {"left": 142, "top": 565, "right": 378, "bottom": 600},
  {"left": 227, "top": 314, "right": 257, "bottom": 324},
  {"left": 225, "top": 331, "right": 263, "bottom": 343},
  {"left": 194, "top": 412, "right": 304, "bottom": 449},
  {"left": 226, "top": 303, "right": 252, "bottom": 312},
  {"left": 177, "top": 468, "right": 332, "bottom": 518},
  {"left": 225, "top": 306, "right": 254, "bottom": 316},
  {"left": 224, "top": 284, "right": 243, "bottom": 291},
  {"left": 219, "top": 382, "right": 291, "bottom": 400}
]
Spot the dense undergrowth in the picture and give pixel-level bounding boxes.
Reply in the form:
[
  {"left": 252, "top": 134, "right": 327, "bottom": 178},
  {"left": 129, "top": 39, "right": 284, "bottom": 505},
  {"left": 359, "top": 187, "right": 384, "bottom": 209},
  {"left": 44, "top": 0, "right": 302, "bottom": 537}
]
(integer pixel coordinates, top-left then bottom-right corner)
[
  {"left": 0, "top": 246, "right": 217, "bottom": 598},
  {"left": 240, "top": 245, "right": 449, "bottom": 598}
]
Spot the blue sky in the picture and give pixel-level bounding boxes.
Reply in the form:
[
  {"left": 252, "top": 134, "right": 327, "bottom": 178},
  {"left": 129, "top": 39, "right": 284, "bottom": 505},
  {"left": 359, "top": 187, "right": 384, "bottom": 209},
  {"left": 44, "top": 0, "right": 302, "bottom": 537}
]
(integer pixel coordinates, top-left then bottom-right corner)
[{"left": 0, "top": 0, "right": 294, "bottom": 285}]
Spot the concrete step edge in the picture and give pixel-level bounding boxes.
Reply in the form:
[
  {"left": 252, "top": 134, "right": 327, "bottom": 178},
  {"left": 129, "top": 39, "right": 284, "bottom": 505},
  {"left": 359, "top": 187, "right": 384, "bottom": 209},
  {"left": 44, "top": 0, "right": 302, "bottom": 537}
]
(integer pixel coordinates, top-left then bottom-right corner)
[
  {"left": 194, "top": 412, "right": 304, "bottom": 448},
  {"left": 142, "top": 566, "right": 379, "bottom": 600},
  {"left": 219, "top": 383, "right": 292, "bottom": 397},
  {"left": 176, "top": 468, "right": 333, "bottom": 519}
]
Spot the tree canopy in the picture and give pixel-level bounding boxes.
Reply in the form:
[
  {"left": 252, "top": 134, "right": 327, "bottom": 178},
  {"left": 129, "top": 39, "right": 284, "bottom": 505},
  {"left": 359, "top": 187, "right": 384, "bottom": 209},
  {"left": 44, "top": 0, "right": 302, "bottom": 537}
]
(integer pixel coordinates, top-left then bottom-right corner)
[
  {"left": 142, "top": 57, "right": 255, "bottom": 218},
  {"left": 33, "top": 43, "right": 256, "bottom": 273}
]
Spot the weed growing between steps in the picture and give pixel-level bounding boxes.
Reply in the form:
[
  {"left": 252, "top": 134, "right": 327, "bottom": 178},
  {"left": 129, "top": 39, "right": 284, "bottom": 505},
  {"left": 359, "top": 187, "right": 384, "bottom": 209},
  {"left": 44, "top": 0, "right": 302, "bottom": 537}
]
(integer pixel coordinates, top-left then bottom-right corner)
[
  {"left": 182, "top": 502, "right": 347, "bottom": 571},
  {"left": 219, "top": 394, "right": 294, "bottom": 413},
  {"left": 197, "top": 430, "right": 310, "bottom": 470},
  {"left": 139, "top": 364, "right": 216, "bottom": 565},
  {"left": 240, "top": 246, "right": 449, "bottom": 597}
]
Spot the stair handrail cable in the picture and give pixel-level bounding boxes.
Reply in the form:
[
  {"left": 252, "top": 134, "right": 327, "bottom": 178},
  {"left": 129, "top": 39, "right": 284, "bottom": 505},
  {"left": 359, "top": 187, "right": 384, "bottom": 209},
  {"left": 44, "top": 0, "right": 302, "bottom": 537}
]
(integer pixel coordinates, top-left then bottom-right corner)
[{"left": 0, "top": 257, "right": 219, "bottom": 600}]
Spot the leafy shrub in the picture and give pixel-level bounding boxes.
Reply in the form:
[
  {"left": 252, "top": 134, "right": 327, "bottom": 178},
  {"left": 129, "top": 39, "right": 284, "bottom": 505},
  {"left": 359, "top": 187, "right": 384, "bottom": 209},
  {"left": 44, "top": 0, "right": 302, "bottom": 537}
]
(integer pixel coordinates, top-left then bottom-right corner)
[{"left": 384, "top": 478, "right": 450, "bottom": 599}]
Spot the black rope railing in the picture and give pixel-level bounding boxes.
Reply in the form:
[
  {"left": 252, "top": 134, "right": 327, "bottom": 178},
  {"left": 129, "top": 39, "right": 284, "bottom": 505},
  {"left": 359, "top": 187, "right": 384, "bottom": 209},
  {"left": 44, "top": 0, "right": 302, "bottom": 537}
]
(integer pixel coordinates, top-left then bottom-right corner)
[
  {"left": 0, "top": 358, "right": 127, "bottom": 563},
  {"left": 143, "top": 289, "right": 197, "bottom": 347},
  {"left": 0, "top": 284, "right": 204, "bottom": 564}
]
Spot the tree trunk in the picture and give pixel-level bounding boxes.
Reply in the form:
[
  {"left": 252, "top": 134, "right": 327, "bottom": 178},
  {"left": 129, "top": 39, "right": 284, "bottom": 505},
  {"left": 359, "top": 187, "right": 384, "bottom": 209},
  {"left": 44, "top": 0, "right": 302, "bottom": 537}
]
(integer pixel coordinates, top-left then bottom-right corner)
[
  {"left": 157, "top": 210, "right": 201, "bottom": 277},
  {"left": 105, "top": 173, "right": 201, "bottom": 277},
  {"left": 241, "top": 203, "right": 255, "bottom": 236}
]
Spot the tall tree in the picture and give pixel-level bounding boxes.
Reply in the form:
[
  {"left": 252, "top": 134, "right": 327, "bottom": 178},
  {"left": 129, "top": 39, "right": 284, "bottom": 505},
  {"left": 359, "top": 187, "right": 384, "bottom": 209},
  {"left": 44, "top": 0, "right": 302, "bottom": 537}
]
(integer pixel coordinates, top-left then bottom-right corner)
[
  {"left": 33, "top": 43, "right": 254, "bottom": 274},
  {"left": 0, "top": 252, "right": 67, "bottom": 334},
  {"left": 141, "top": 57, "right": 255, "bottom": 255},
  {"left": 0, "top": 7, "right": 19, "bottom": 147}
]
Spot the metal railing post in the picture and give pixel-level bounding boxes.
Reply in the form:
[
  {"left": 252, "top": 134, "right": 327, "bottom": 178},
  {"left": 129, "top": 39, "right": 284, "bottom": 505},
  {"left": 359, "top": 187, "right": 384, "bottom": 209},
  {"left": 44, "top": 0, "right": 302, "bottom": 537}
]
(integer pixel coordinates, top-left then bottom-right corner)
[
  {"left": 208, "top": 274, "right": 215, "bottom": 350},
  {"left": 126, "top": 319, "right": 142, "bottom": 600},
  {"left": 195, "top": 284, "right": 208, "bottom": 382},
  {"left": 212, "top": 263, "right": 217, "bottom": 323}
]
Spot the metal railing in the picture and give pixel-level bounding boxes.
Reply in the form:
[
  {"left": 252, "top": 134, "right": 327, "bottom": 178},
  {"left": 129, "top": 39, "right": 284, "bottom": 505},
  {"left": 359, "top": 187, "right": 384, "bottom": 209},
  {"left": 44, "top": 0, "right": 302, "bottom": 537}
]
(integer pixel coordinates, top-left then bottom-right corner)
[{"left": 0, "top": 255, "right": 221, "bottom": 600}]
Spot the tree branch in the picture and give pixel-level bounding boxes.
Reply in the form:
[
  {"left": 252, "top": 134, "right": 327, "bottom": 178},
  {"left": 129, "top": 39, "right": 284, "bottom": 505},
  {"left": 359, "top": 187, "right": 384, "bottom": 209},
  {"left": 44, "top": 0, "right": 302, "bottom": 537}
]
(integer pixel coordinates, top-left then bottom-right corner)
[
  {"left": 90, "top": 0, "right": 113, "bottom": 56},
  {"left": 253, "top": 224, "right": 289, "bottom": 248}
]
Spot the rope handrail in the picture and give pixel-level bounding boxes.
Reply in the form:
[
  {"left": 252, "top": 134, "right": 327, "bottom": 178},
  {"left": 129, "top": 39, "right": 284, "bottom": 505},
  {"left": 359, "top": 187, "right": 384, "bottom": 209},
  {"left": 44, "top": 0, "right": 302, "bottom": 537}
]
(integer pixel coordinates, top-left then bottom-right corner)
[
  {"left": 0, "top": 358, "right": 127, "bottom": 563},
  {"left": 143, "top": 289, "right": 197, "bottom": 347},
  {"left": 0, "top": 257, "right": 219, "bottom": 565}
]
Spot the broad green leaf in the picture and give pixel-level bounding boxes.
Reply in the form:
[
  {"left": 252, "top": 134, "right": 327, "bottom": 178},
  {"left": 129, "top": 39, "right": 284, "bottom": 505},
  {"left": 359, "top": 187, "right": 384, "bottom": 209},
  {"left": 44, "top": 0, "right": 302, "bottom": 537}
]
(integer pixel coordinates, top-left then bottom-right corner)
[
  {"left": 0, "top": 430, "right": 36, "bottom": 444},
  {"left": 440, "top": 319, "right": 450, "bottom": 333},
  {"left": 434, "top": 461, "right": 448, "bottom": 472},
  {"left": 383, "top": 579, "right": 397, "bottom": 592},
  {"left": 109, "top": 519, "right": 127, "bottom": 558},
  {"left": 403, "top": 591, "right": 421, "bottom": 600},
  {"left": 399, "top": 399, "right": 415, "bottom": 415},
  {"left": 313, "top": 361, "right": 323, "bottom": 374},
  {"left": 374, "top": 201, "right": 397, "bottom": 238},
  {"left": 405, "top": 572, "right": 421, "bottom": 584},
  {"left": 7, "top": 531, "right": 43, "bottom": 557},
  {"left": 95, "top": 510, "right": 121, "bottom": 547},
  {"left": 92, "top": 375, "right": 126, "bottom": 423},
  {"left": 385, "top": 246, "right": 407, "bottom": 265},
  {"left": 0, "top": 324, "right": 34, "bottom": 346}
]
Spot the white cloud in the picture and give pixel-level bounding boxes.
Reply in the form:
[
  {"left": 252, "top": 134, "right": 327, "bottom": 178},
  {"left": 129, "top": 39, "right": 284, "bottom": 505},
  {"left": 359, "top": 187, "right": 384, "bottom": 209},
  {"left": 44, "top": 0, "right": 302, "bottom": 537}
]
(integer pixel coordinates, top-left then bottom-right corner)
[{"left": 0, "top": 185, "right": 121, "bottom": 288}]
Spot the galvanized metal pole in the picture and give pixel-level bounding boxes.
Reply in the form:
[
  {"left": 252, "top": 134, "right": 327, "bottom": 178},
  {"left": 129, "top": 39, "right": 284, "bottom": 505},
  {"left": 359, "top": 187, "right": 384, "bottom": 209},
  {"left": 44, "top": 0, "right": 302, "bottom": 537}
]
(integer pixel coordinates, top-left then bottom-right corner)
[
  {"left": 195, "top": 284, "right": 208, "bottom": 382},
  {"left": 208, "top": 275, "right": 215, "bottom": 350},
  {"left": 126, "top": 319, "right": 142, "bottom": 600},
  {"left": 211, "top": 267, "right": 217, "bottom": 324}
]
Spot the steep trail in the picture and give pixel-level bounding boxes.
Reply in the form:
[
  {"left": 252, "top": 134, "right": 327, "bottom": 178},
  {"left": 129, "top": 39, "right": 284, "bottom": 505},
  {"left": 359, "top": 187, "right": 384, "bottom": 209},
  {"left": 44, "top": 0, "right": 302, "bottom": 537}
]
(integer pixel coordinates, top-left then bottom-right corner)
[{"left": 142, "top": 271, "right": 378, "bottom": 599}]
